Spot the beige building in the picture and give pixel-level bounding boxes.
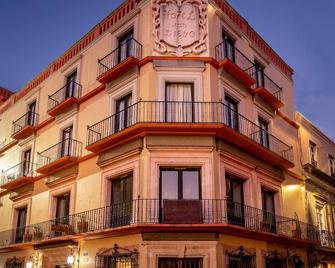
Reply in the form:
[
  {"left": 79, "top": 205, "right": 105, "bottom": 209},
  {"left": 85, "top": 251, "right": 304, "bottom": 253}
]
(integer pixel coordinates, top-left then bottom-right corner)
[
  {"left": 0, "top": 0, "right": 330, "bottom": 267},
  {"left": 296, "top": 113, "right": 335, "bottom": 267}
]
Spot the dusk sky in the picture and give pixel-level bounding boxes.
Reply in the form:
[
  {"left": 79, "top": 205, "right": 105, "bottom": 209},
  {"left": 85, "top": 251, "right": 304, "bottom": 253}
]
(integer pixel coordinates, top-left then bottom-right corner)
[{"left": 0, "top": 0, "right": 334, "bottom": 140}]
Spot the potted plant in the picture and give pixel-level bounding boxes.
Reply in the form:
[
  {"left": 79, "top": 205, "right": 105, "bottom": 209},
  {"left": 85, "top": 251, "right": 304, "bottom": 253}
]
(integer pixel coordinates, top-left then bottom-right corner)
[
  {"left": 33, "top": 226, "right": 43, "bottom": 240},
  {"left": 77, "top": 215, "right": 88, "bottom": 233}
]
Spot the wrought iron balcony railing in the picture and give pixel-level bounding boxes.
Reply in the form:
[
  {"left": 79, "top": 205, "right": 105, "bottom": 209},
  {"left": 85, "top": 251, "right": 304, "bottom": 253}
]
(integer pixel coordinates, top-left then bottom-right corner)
[
  {"left": 12, "top": 111, "right": 39, "bottom": 136},
  {"left": 318, "top": 229, "right": 335, "bottom": 248},
  {"left": 215, "top": 40, "right": 255, "bottom": 78},
  {"left": 0, "top": 199, "right": 320, "bottom": 248},
  {"left": 37, "top": 138, "right": 82, "bottom": 168},
  {"left": 252, "top": 71, "right": 283, "bottom": 101},
  {"left": 47, "top": 81, "right": 82, "bottom": 112},
  {"left": 1, "top": 161, "right": 37, "bottom": 187},
  {"left": 87, "top": 101, "right": 293, "bottom": 162},
  {"left": 97, "top": 38, "right": 142, "bottom": 78}
]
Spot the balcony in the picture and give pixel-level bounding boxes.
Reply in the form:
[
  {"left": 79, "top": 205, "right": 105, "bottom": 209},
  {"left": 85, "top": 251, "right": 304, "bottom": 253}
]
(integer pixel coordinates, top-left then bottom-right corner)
[
  {"left": 250, "top": 72, "right": 284, "bottom": 109},
  {"left": 47, "top": 82, "right": 82, "bottom": 117},
  {"left": 0, "top": 199, "right": 319, "bottom": 250},
  {"left": 36, "top": 138, "right": 82, "bottom": 175},
  {"left": 11, "top": 112, "right": 39, "bottom": 140},
  {"left": 215, "top": 41, "right": 255, "bottom": 87},
  {"left": 1, "top": 161, "right": 36, "bottom": 190},
  {"left": 87, "top": 101, "right": 294, "bottom": 169},
  {"left": 318, "top": 229, "right": 335, "bottom": 249},
  {"left": 97, "top": 38, "right": 142, "bottom": 84}
]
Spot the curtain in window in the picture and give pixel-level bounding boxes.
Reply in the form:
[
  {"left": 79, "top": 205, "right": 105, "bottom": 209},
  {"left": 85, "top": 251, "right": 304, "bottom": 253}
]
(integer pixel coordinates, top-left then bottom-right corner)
[{"left": 166, "top": 83, "right": 193, "bottom": 123}]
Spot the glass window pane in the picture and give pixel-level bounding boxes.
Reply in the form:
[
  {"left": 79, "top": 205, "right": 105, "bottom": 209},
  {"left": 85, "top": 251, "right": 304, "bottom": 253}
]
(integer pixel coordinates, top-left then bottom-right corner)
[
  {"left": 182, "top": 171, "right": 200, "bottom": 199},
  {"left": 161, "top": 171, "right": 178, "bottom": 200}
]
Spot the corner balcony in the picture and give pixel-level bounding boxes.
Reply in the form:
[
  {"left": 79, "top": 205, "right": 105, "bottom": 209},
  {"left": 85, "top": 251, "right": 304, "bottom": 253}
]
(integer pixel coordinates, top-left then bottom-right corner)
[
  {"left": 1, "top": 161, "right": 37, "bottom": 190},
  {"left": 318, "top": 229, "right": 335, "bottom": 249},
  {"left": 215, "top": 41, "right": 255, "bottom": 87},
  {"left": 11, "top": 112, "right": 39, "bottom": 140},
  {"left": 36, "top": 138, "right": 82, "bottom": 175},
  {"left": 86, "top": 101, "right": 294, "bottom": 169},
  {"left": 0, "top": 199, "right": 319, "bottom": 250},
  {"left": 97, "top": 38, "right": 142, "bottom": 84},
  {"left": 250, "top": 72, "right": 284, "bottom": 109},
  {"left": 47, "top": 82, "right": 82, "bottom": 117}
]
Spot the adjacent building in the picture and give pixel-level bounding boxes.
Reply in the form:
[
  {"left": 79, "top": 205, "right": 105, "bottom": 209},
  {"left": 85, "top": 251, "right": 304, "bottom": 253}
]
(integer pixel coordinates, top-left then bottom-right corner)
[
  {"left": 296, "top": 113, "right": 335, "bottom": 267},
  {"left": 0, "top": 0, "right": 332, "bottom": 267}
]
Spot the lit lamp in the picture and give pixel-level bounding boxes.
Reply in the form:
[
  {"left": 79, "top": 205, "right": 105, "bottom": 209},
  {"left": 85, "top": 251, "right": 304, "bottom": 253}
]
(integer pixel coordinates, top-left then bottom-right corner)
[
  {"left": 26, "top": 261, "right": 33, "bottom": 268},
  {"left": 67, "top": 254, "right": 75, "bottom": 266}
]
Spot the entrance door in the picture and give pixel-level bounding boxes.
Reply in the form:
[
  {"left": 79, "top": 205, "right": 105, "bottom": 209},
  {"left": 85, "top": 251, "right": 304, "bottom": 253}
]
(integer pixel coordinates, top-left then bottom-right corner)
[
  {"left": 226, "top": 173, "right": 245, "bottom": 226},
  {"left": 165, "top": 83, "right": 194, "bottom": 123},
  {"left": 115, "top": 94, "right": 132, "bottom": 132},
  {"left": 224, "top": 96, "right": 239, "bottom": 131},
  {"left": 60, "top": 126, "right": 73, "bottom": 157},
  {"left": 65, "top": 71, "right": 77, "bottom": 98},
  {"left": 118, "top": 30, "right": 134, "bottom": 63},
  {"left": 110, "top": 175, "right": 133, "bottom": 227},
  {"left": 27, "top": 101, "right": 37, "bottom": 126},
  {"left": 158, "top": 258, "right": 203, "bottom": 268},
  {"left": 22, "top": 149, "right": 32, "bottom": 176},
  {"left": 15, "top": 207, "right": 27, "bottom": 243},
  {"left": 261, "top": 189, "right": 276, "bottom": 233}
]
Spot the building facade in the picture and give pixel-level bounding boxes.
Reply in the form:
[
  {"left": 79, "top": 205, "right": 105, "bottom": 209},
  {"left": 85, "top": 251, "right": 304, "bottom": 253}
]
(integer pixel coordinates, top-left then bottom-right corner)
[
  {"left": 296, "top": 113, "right": 335, "bottom": 267},
  {"left": 0, "top": 0, "right": 330, "bottom": 267}
]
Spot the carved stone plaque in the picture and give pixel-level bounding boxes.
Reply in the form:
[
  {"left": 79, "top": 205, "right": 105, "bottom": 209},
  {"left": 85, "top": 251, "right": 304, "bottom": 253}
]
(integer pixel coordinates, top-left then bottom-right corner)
[{"left": 153, "top": 0, "right": 207, "bottom": 56}]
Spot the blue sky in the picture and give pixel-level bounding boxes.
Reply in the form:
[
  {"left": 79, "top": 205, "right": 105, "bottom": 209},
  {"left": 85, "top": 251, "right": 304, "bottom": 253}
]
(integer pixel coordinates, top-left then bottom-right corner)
[{"left": 0, "top": 0, "right": 334, "bottom": 140}]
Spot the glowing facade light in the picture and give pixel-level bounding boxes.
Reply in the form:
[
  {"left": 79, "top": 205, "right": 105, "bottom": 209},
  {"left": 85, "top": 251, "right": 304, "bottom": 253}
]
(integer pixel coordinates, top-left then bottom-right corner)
[
  {"left": 67, "top": 254, "right": 75, "bottom": 265},
  {"left": 26, "top": 261, "right": 33, "bottom": 268}
]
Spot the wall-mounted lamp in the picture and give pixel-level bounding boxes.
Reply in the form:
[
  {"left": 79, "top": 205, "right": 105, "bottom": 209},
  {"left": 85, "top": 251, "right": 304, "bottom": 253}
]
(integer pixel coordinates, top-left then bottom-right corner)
[
  {"left": 67, "top": 254, "right": 75, "bottom": 266},
  {"left": 26, "top": 261, "right": 33, "bottom": 268}
]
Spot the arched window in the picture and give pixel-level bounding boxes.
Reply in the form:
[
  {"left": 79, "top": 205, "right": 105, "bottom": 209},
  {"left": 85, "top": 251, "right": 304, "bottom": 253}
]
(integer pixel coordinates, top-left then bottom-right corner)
[{"left": 5, "top": 257, "right": 25, "bottom": 268}]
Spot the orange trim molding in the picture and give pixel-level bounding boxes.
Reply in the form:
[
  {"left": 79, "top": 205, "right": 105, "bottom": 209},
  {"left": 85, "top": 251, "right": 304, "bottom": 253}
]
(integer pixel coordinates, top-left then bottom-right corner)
[{"left": 277, "top": 110, "right": 299, "bottom": 129}]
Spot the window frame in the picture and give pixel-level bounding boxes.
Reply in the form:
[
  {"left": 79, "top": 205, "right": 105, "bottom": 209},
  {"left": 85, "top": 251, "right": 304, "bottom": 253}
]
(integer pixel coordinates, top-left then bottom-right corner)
[{"left": 309, "top": 141, "right": 318, "bottom": 167}]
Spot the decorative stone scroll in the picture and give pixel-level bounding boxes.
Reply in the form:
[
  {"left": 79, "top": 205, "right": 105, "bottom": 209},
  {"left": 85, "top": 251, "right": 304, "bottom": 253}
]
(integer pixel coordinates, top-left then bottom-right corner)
[{"left": 153, "top": 0, "right": 207, "bottom": 56}]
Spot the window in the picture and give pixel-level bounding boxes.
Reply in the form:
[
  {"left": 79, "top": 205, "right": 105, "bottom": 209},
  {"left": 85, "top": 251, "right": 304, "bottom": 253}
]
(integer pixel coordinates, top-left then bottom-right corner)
[
  {"left": 55, "top": 193, "right": 70, "bottom": 224},
  {"left": 110, "top": 175, "right": 133, "bottom": 227},
  {"left": 222, "top": 31, "right": 235, "bottom": 62},
  {"left": 60, "top": 126, "right": 73, "bottom": 157},
  {"left": 226, "top": 247, "right": 255, "bottom": 268},
  {"left": 224, "top": 96, "right": 239, "bottom": 130},
  {"left": 265, "top": 251, "right": 286, "bottom": 268},
  {"left": 160, "top": 168, "right": 200, "bottom": 201},
  {"left": 15, "top": 207, "right": 27, "bottom": 243},
  {"left": 5, "top": 257, "right": 25, "bottom": 268},
  {"left": 118, "top": 29, "right": 134, "bottom": 63},
  {"left": 22, "top": 148, "right": 32, "bottom": 176},
  {"left": 115, "top": 94, "right": 132, "bottom": 132},
  {"left": 165, "top": 83, "right": 194, "bottom": 123},
  {"left": 65, "top": 71, "right": 77, "bottom": 98},
  {"left": 309, "top": 141, "right": 317, "bottom": 167},
  {"left": 258, "top": 118, "right": 269, "bottom": 148},
  {"left": 261, "top": 189, "right": 276, "bottom": 232},
  {"left": 158, "top": 258, "right": 203, "bottom": 268},
  {"left": 95, "top": 245, "right": 138, "bottom": 268},
  {"left": 226, "top": 173, "right": 244, "bottom": 226},
  {"left": 27, "top": 101, "right": 37, "bottom": 126},
  {"left": 254, "top": 61, "right": 265, "bottom": 88},
  {"left": 329, "top": 155, "right": 335, "bottom": 176}
]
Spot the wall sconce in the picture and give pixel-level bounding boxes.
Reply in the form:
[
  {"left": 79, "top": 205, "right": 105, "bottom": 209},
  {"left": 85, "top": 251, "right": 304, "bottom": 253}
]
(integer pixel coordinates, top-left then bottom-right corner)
[
  {"left": 26, "top": 261, "right": 33, "bottom": 268},
  {"left": 67, "top": 254, "right": 75, "bottom": 266}
]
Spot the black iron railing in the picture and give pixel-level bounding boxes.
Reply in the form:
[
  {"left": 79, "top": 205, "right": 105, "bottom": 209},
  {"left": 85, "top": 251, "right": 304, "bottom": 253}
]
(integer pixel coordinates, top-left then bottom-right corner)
[
  {"left": 0, "top": 199, "right": 321, "bottom": 248},
  {"left": 215, "top": 41, "right": 255, "bottom": 77},
  {"left": 47, "top": 81, "right": 82, "bottom": 111},
  {"left": 1, "top": 161, "right": 37, "bottom": 187},
  {"left": 37, "top": 138, "right": 82, "bottom": 168},
  {"left": 97, "top": 38, "right": 142, "bottom": 78},
  {"left": 252, "top": 71, "right": 283, "bottom": 101},
  {"left": 12, "top": 111, "right": 39, "bottom": 135},
  {"left": 319, "top": 229, "right": 335, "bottom": 248},
  {"left": 87, "top": 101, "right": 293, "bottom": 162}
]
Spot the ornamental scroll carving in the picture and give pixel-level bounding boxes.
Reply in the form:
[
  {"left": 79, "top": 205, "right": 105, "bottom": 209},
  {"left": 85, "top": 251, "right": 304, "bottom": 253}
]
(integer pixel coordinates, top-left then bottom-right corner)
[{"left": 153, "top": 0, "right": 207, "bottom": 56}]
